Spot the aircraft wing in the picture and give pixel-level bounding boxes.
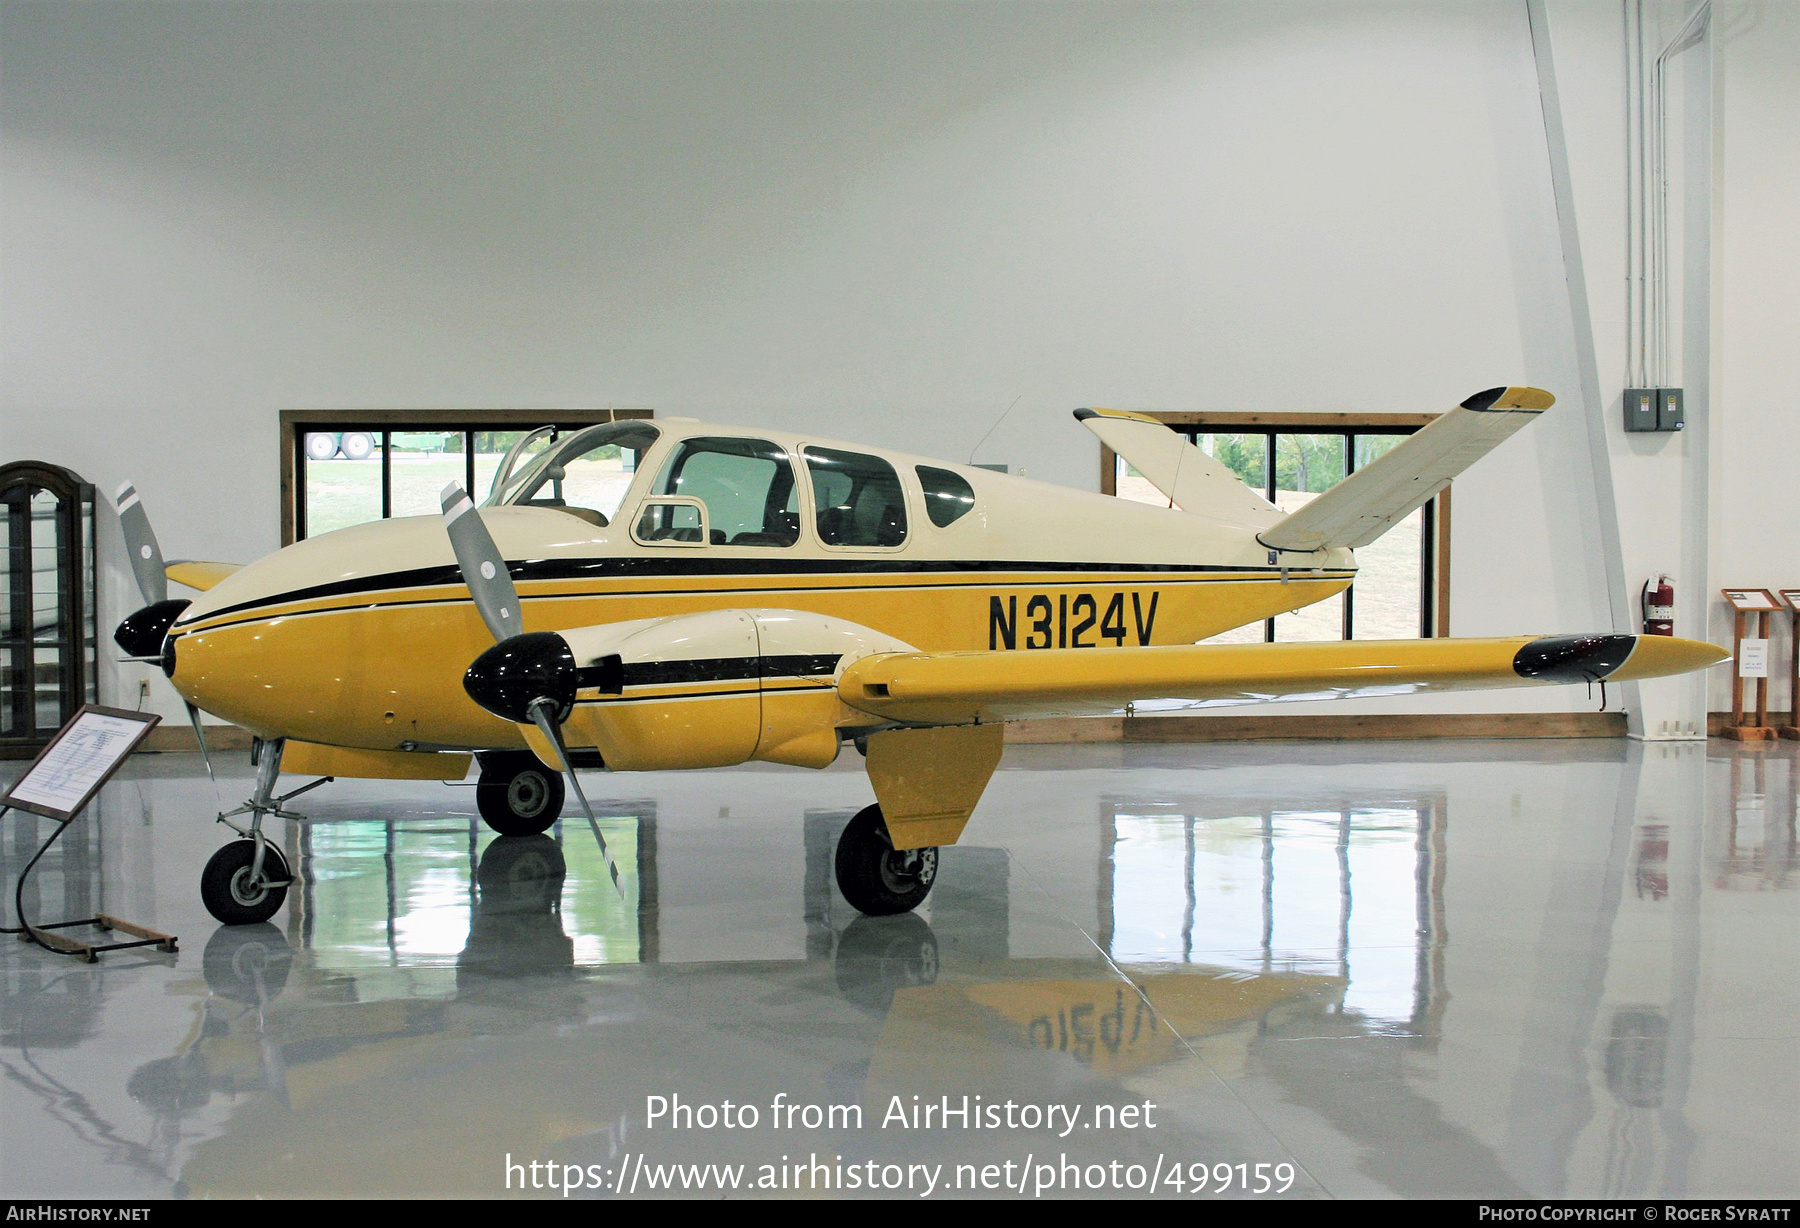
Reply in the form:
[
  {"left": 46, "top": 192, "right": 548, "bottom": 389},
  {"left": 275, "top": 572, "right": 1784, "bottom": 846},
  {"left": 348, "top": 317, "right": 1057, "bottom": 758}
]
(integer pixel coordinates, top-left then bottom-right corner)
[
  {"left": 165, "top": 560, "right": 242, "bottom": 591},
  {"left": 836, "top": 633, "right": 1727, "bottom": 725}
]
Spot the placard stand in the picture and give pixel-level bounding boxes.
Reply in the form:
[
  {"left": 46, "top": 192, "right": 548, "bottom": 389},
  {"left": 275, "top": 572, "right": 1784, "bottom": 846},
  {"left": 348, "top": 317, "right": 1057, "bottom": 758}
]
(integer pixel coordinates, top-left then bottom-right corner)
[
  {"left": 1780, "top": 590, "right": 1800, "bottom": 741},
  {"left": 2, "top": 704, "right": 176, "bottom": 962},
  {"left": 1721, "top": 589, "right": 1781, "bottom": 743}
]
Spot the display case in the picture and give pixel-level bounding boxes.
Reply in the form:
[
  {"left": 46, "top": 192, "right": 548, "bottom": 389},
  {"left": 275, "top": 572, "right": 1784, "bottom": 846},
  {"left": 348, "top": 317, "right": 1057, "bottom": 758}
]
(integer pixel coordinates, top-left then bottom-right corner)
[{"left": 1, "top": 461, "right": 97, "bottom": 756}]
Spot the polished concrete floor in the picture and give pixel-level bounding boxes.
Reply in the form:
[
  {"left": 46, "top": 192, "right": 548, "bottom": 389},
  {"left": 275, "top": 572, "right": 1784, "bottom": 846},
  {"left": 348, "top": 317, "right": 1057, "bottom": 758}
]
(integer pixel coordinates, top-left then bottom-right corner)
[{"left": 1, "top": 738, "right": 1794, "bottom": 1199}]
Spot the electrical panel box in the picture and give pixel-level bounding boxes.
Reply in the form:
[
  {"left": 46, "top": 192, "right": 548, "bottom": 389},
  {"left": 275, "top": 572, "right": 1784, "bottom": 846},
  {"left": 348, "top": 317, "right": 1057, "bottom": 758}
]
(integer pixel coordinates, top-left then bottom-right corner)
[
  {"left": 1657, "top": 387, "right": 1685, "bottom": 431},
  {"left": 1624, "top": 387, "right": 1684, "bottom": 432},
  {"left": 1624, "top": 388, "right": 1659, "bottom": 431}
]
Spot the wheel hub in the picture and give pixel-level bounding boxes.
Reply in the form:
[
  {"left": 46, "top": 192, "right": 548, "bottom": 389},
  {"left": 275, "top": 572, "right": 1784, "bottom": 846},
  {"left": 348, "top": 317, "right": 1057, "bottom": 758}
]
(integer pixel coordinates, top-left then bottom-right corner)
[
  {"left": 229, "top": 866, "right": 270, "bottom": 907},
  {"left": 877, "top": 846, "right": 937, "bottom": 894},
  {"left": 507, "top": 771, "right": 549, "bottom": 818}
]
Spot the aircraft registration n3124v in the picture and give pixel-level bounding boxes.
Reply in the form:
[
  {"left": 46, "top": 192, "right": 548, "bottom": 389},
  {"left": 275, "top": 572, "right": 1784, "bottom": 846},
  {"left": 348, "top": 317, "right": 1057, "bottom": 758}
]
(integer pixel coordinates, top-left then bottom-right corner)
[{"left": 110, "top": 387, "right": 1726, "bottom": 925}]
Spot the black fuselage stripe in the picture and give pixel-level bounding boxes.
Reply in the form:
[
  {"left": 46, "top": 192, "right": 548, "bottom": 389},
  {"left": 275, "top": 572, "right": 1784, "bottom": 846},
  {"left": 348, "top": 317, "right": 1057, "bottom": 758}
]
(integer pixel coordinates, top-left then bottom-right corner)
[
  {"left": 575, "top": 684, "right": 833, "bottom": 706},
  {"left": 174, "top": 569, "right": 1355, "bottom": 634},
  {"left": 178, "top": 557, "right": 1351, "bottom": 625},
  {"left": 573, "top": 653, "right": 844, "bottom": 690}
]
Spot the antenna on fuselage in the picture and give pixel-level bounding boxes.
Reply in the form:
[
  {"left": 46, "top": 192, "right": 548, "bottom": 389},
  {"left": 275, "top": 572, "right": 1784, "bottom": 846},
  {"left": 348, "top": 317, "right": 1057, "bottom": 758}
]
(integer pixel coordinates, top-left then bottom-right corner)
[{"left": 967, "top": 394, "right": 1023, "bottom": 466}]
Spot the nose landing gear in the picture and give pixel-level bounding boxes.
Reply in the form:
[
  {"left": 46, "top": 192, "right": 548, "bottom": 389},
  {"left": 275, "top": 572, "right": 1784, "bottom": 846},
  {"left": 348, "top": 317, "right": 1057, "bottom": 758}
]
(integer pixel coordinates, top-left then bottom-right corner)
[
  {"left": 833, "top": 803, "right": 938, "bottom": 916},
  {"left": 200, "top": 737, "right": 328, "bottom": 926}
]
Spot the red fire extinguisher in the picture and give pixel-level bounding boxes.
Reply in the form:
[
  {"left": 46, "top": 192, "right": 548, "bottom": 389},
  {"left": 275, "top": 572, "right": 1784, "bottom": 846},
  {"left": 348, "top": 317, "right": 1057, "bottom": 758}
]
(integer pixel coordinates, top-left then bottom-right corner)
[{"left": 1642, "top": 574, "right": 1675, "bottom": 636}]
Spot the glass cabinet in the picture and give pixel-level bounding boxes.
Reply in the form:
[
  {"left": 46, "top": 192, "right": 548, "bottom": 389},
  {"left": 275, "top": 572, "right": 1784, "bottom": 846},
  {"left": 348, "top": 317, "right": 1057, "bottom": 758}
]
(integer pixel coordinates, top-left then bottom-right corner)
[{"left": 1, "top": 461, "right": 97, "bottom": 755}]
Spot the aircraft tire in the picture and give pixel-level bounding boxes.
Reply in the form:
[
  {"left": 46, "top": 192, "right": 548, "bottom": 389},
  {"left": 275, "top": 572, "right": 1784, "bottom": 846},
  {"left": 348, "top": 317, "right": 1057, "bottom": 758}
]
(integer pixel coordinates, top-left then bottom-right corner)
[
  {"left": 200, "top": 840, "right": 290, "bottom": 926},
  {"left": 834, "top": 803, "right": 937, "bottom": 916},
  {"left": 202, "top": 923, "right": 293, "bottom": 1002},
  {"left": 476, "top": 753, "right": 565, "bottom": 837}
]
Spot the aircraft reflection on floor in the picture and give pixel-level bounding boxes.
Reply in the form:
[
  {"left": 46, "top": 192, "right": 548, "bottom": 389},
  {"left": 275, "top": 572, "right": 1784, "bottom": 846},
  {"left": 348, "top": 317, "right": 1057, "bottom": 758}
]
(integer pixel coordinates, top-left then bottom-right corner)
[
  {"left": 95, "top": 804, "right": 1354, "bottom": 1196},
  {"left": 7, "top": 745, "right": 1794, "bottom": 1198}
]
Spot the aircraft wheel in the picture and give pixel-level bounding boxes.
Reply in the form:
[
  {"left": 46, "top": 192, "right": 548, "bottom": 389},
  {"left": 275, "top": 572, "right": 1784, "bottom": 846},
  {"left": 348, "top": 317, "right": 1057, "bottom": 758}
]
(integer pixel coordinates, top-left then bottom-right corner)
[
  {"left": 200, "top": 840, "right": 290, "bottom": 926},
  {"left": 834, "top": 803, "right": 937, "bottom": 916},
  {"left": 476, "top": 752, "right": 565, "bottom": 837},
  {"left": 202, "top": 923, "right": 293, "bottom": 1003}
]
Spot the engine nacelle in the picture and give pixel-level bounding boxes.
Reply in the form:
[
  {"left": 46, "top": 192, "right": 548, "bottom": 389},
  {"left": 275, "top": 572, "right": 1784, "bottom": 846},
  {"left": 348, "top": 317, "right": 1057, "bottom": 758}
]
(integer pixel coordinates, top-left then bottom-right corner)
[{"left": 550, "top": 609, "right": 914, "bottom": 772}]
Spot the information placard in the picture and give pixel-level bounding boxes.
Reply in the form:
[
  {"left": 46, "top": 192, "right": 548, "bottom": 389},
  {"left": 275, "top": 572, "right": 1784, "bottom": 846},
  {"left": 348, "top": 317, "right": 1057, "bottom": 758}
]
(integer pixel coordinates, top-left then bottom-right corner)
[
  {"left": 2, "top": 705, "right": 161, "bottom": 822},
  {"left": 1737, "top": 638, "right": 1770, "bottom": 679},
  {"left": 1722, "top": 588, "right": 1783, "bottom": 612}
]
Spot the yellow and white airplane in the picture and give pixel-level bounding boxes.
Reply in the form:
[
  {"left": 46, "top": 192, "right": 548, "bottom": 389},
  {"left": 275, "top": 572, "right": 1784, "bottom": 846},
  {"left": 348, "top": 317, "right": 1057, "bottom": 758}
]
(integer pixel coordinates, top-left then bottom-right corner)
[{"left": 112, "top": 387, "right": 1726, "bottom": 926}]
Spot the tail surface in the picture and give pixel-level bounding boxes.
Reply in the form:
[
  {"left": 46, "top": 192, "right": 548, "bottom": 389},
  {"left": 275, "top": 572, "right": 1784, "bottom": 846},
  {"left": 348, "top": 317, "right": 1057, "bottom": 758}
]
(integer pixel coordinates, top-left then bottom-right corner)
[
  {"left": 1074, "top": 408, "right": 1281, "bottom": 528},
  {"left": 1077, "top": 385, "right": 1552, "bottom": 552},
  {"left": 1257, "top": 386, "right": 1551, "bottom": 553}
]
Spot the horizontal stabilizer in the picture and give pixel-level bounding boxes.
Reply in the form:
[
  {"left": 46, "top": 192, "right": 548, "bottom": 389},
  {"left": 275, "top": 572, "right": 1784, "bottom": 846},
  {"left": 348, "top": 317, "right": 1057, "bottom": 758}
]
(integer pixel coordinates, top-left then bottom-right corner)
[
  {"left": 165, "top": 560, "right": 242, "bottom": 592},
  {"left": 1074, "top": 408, "right": 1281, "bottom": 526},
  {"left": 1258, "top": 386, "right": 1552, "bottom": 553},
  {"left": 838, "top": 632, "right": 1725, "bottom": 725}
]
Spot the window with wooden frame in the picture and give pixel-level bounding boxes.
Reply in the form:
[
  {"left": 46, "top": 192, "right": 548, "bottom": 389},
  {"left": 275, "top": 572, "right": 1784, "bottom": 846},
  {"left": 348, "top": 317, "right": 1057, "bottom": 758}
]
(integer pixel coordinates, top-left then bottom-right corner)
[
  {"left": 1099, "top": 412, "right": 1449, "bottom": 641},
  {"left": 280, "top": 410, "right": 653, "bottom": 545}
]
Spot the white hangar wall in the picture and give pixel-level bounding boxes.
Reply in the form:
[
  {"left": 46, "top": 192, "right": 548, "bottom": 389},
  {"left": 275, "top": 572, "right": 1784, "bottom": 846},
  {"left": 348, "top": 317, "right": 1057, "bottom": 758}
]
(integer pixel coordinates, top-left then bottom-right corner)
[{"left": 1, "top": 1, "right": 1792, "bottom": 728}]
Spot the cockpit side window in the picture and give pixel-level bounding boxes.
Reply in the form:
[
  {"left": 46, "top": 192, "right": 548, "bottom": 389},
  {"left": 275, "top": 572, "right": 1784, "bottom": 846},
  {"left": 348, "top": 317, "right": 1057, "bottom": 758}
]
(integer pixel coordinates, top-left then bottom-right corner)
[
  {"left": 652, "top": 436, "right": 799, "bottom": 547},
  {"left": 916, "top": 465, "right": 976, "bottom": 528},
  {"left": 804, "top": 447, "right": 908, "bottom": 548},
  {"left": 497, "top": 422, "right": 660, "bottom": 526}
]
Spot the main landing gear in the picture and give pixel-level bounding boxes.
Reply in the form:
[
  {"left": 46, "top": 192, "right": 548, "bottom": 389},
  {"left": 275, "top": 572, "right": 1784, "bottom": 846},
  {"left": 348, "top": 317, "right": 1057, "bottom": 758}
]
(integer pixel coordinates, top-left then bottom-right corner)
[
  {"left": 475, "top": 751, "right": 565, "bottom": 837},
  {"left": 834, "top": 803, "right": 938, "bottom": 916},
  {"left": 201, "top": 737, "right": 328, "bottom": 926}
]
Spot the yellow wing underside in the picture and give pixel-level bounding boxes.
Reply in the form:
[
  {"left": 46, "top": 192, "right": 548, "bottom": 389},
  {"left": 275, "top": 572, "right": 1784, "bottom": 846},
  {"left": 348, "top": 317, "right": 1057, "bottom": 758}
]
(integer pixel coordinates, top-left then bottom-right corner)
[{"left": 837, "top": 634, "right": 1727, "bottom": 725}]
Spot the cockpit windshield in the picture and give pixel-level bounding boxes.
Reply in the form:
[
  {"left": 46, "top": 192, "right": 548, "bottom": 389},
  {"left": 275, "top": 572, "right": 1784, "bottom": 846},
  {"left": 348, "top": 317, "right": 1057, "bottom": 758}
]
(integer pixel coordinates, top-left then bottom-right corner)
[{"left": 486, "top": 421, "right": 661, "bottom": 526}]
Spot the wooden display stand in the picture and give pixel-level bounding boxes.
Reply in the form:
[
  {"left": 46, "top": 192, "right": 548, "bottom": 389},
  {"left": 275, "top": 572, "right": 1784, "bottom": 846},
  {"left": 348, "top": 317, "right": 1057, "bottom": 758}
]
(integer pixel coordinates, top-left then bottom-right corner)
[
  {"left": 1780, "top": 589, "right": 1800, "bottom": 741},
  {"left": 1721, "top": 589, "right": 1783, "bottom": 742}
]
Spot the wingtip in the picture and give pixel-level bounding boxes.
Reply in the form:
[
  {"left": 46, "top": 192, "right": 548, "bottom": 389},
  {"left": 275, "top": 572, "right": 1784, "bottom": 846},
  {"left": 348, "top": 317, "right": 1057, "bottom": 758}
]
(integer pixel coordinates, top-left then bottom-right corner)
[
  {"left": 1072, "top": 408, "right": 1098, "bottom": 422},
  {"left": 1611, "top": 634, "right": 1733, "bottom": 681},
  {"left": 1514, "top": 632, "right": 1728, "bottom": 683}
]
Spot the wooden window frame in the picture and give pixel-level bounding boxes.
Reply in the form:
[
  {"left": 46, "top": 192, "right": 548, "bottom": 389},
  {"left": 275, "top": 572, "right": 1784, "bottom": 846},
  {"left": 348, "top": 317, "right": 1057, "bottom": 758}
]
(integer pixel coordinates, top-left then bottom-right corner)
[
  {"left": 1097, "top": 411, "right": 1450, "bottom": 637},
  {"left": 279, "top": 409, "right": 653, "bottom": 546}
]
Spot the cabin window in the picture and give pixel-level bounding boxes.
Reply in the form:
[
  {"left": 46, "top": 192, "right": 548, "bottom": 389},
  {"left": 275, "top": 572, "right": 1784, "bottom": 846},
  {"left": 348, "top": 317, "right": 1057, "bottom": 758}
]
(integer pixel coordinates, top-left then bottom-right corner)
[
  {"left": 916, "top": 465, "right": 976, "bottom": 528},
  {"left": 1102, "top": 415, "right": 1447, "bottom": 640},
  {"left": 653, "top": 437, "right": 799, "bottom": 547},
  {"left": 804, "top": 448, "right": 908, "bottom": 548},
  {"left": 504, "top": 421, "right": 662, "bottom": 526}
]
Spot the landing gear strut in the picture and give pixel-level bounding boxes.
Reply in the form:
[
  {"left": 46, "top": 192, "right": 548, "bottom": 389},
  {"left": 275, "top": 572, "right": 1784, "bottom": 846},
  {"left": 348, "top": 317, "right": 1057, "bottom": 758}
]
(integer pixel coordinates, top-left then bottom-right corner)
[
  {"left": 476, "top": 751, "right": 565, "bottom": 837},
  {"left": 834, "top": 803, "right": 938, "bottom": 916},
  {"left": 202, "top": 737, "right": 325, "bottom": 925}
]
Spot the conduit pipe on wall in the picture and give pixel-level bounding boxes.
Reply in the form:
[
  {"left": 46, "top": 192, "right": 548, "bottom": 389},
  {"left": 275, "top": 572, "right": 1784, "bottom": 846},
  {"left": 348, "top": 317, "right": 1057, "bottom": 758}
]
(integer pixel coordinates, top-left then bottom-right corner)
[
  {"left": 1625, "top": 0, "right": 1710, "bottom": 387},
  {"left": 1650, "top": 1, "right": 1710, "bottom": 386}
]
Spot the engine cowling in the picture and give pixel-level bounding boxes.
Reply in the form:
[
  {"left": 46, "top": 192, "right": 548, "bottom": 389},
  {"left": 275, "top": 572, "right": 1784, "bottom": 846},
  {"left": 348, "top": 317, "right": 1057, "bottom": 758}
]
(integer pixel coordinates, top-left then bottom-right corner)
[{"left": 536, "top": 609, "right": 914, "bottom": 772}]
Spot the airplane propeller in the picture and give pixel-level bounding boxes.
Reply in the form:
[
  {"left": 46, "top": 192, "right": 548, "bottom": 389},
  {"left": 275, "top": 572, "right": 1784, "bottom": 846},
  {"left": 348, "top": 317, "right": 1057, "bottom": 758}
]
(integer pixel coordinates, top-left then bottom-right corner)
[
  {"left": 113, "top": 481, "right": 217, "bottom": 782},
  {"left": 439, "top": 482, "right": 622, "bottom": 890}
]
